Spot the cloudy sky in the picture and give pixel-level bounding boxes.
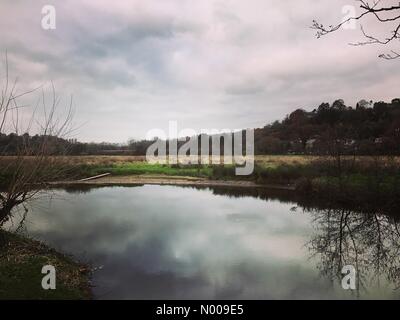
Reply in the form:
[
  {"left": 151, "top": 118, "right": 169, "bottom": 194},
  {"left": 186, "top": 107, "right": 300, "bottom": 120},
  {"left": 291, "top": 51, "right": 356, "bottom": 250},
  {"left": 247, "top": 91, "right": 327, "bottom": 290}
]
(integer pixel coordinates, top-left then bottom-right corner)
[{"left": 0, "top": 0, "right": 399, "bottom": 142}]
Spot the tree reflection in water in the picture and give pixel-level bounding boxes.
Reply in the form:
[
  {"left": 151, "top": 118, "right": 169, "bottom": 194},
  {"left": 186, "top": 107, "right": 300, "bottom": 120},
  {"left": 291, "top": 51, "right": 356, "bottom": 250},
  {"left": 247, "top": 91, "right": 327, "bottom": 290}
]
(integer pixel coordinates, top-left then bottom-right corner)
[
  {"left": 306, "top": 208, "right": 400, "bottom": 295},
  {"left": 201, "top": 185, "right": 400, "bottom": 295}
]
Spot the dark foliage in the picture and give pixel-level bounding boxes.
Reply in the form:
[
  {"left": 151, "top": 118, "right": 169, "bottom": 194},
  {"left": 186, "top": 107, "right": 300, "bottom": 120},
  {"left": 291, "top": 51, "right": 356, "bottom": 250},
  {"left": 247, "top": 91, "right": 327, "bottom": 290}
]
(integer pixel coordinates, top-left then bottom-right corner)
[{"left": 254, "top": 98, "right": 400, "bottom": 155}]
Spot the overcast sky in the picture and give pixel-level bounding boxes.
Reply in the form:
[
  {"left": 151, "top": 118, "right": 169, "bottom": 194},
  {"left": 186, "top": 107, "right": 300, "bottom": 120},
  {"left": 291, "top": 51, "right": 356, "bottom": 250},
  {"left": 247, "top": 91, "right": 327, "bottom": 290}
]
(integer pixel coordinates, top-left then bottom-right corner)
[{"left": 0, "top": 0, "right": 399, "bottom": 142}]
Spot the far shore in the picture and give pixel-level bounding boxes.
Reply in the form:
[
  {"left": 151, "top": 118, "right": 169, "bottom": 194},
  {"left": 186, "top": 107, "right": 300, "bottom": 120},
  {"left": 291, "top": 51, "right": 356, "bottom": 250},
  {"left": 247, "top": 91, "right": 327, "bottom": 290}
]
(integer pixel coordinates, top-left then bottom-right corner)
[{"left": 49, "top": 174, "right": 296, "bottom": 191}]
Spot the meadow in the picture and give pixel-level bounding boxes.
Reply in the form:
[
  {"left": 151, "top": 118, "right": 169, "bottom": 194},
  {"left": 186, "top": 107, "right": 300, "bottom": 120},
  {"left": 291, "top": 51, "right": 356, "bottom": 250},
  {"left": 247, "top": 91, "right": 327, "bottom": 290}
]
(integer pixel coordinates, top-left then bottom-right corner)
[{"left": 2, "top": 155, "right": 400, "bottom": 191}]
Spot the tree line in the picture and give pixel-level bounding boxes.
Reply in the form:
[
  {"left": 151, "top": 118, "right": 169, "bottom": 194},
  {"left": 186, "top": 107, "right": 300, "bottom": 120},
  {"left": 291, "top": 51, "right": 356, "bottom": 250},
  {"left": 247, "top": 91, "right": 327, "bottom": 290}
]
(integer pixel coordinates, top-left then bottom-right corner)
[
  {"left": 255, "top": 98, "right": 400, "bottom": 155},
  {"left": 2, "top": 98, "right": 400, "bottom": 156}
]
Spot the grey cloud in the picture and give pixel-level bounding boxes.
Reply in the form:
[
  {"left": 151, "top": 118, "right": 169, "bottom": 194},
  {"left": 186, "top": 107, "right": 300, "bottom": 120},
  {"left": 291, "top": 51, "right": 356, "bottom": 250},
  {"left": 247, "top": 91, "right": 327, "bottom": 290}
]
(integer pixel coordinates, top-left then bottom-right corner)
[
  {"left": 225, "top": 82, "right": 265, "bottom": 96},
  {"left": 0, "top": 0, "right": 398, "bottom": 142}
]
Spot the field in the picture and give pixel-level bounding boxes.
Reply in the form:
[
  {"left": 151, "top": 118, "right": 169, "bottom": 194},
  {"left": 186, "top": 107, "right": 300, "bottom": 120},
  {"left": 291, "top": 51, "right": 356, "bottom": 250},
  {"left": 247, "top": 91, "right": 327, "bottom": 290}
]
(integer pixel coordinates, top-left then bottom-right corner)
[
  {"left": 1, "top": 155, "right": 400, "bottom": 188},
  {"left": 49, "top": 154, "right": 400, "bottom": 167},
  {"left": 52, "top": 155, "right": 397, "bottom": 178},
  {"left": 62, "top": 155, "right": 320, "bottom": 180}
]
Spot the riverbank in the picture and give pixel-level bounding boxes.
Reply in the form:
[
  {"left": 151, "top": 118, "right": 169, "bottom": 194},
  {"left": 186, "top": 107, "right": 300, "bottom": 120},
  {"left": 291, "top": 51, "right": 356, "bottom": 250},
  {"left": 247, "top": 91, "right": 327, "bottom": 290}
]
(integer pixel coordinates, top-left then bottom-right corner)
[
  {"left": 3, "top": 154, "right": 400, "bottom": 207},
  {"left": 0, "top": 230, "right": 92, "bottom": 299},
  {"left": 55, "top": 155, "right": 400, "bottom": 196},
  {"left": 51, "top": 174, "right": 296, "bottom": 190},
  {"left": 3, "top": 155, "right": 399, "bottom": 186}
]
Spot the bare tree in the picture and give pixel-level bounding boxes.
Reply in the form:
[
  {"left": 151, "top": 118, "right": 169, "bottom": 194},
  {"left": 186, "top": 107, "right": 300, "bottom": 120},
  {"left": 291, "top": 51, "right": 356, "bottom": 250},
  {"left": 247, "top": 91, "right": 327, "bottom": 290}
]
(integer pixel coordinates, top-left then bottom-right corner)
[
  {"left": 312, "top": 1, "right": 400, "bottom": 59},
  {"left": 0, "top": 54, "right": 75, "bottom": 227}
]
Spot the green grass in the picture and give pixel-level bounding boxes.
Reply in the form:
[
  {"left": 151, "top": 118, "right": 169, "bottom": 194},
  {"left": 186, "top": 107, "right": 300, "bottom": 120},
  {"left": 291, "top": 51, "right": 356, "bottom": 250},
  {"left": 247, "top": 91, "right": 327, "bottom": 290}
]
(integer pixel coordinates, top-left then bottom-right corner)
[
  {"left": 0, "top": 231, "right": 91, "bottom": 300},
  {"left": 78, "top": 162, "right": 214, "bottom": 178},
  {"left": 35, "top": 156, "right": 400, "bottom": 198},
  {"left": 313, "top": 173, "right": 400, "bottom": 192},
  {"left": 74, "top": 159, "right": 400, "bottom": 184}
]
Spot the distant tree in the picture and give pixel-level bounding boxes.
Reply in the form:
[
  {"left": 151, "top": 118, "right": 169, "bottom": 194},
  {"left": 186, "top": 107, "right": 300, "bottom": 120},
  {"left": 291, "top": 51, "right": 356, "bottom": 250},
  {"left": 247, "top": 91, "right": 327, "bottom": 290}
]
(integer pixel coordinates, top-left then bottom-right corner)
[{"left": 356, "top": 99, "right": 372, "bottom": 109}]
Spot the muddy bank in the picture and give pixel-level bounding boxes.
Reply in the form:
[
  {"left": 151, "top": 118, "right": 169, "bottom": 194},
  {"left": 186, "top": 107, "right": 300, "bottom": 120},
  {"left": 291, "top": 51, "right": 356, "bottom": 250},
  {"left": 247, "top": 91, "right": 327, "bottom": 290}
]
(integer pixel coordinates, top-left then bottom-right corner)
[{"left": 50, "top": 174, "right": 295, "bottom": 191}]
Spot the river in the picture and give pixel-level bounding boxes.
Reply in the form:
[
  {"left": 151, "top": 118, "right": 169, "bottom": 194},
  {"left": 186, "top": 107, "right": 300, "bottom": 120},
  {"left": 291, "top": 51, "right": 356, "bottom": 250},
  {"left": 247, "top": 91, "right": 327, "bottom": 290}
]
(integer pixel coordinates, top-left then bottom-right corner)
[{"left": 9, "top": 184, "right": 400, "bottom": 299}]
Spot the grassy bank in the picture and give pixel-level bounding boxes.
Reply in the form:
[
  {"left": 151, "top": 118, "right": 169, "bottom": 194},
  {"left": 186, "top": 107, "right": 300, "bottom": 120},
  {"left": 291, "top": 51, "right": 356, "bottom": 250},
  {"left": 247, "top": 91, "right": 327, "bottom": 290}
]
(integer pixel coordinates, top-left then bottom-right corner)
[
  {"left": 70, "top": 155, "right": 315, "bottom": 180},
  {"left": 68, "top": 155, "right": 400, "bottom": 208},
  {"left": 70, "top": 155, "right": 400, "bottom": 183},
  {"left": 0, "top": 230, "right": 91, "bottom": 300},
  {"left": 2, "top": 155, "right": 400, "bottom": 199}
]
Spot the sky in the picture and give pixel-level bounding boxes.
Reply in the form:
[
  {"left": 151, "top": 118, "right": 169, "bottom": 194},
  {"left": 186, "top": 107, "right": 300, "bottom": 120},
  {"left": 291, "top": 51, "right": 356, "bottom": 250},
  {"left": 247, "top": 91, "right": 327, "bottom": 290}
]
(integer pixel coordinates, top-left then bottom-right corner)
[{"left": 0, "top": 0, "right": 399, "bottom": 142}]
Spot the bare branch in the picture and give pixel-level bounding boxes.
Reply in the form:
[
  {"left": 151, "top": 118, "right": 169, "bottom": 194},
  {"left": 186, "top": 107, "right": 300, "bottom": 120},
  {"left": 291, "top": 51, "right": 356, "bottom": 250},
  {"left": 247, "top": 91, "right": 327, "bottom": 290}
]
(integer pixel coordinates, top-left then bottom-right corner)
[
  {"left": 312, "top": 1, "right": 400, "bottom": 59},
  {"left": 0, "top": 54, "right": 76, "bottom": 226}
]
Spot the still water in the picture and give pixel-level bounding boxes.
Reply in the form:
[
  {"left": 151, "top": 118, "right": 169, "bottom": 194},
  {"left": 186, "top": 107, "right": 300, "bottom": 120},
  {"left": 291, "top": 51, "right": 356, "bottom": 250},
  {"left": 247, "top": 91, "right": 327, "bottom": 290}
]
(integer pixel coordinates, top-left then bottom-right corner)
[{"left": 12, "top": 185, "right": 400, "bottom": 299}]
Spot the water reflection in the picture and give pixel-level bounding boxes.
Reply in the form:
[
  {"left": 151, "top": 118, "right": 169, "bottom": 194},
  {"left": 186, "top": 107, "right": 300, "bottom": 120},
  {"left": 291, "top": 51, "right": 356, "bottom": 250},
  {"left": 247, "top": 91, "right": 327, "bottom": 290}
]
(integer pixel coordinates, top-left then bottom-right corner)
[
  {"left": 7, "top": 184, "right": 400, "bottom": 299},
  {"left": 307, "top": 208, "right": 400, "bottom": 295}
]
